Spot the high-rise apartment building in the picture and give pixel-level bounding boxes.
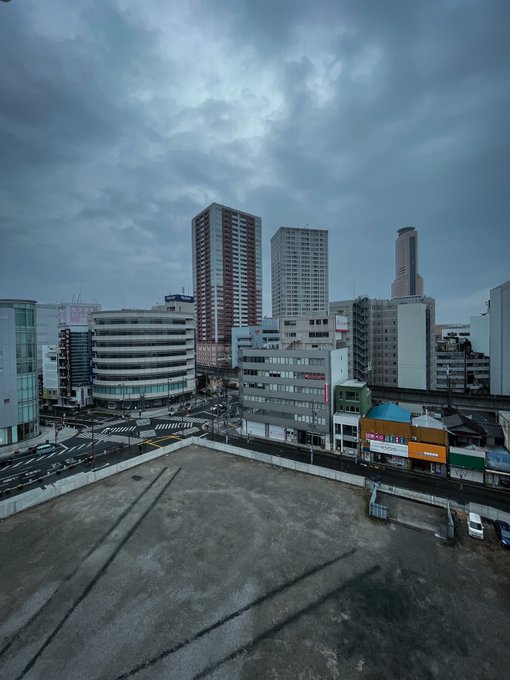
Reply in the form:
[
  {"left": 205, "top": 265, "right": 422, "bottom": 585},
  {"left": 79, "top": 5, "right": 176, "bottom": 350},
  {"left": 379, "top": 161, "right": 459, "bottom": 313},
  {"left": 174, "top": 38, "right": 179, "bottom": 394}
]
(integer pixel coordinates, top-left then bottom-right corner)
[
  {"left": 192, "top": 203, "right": 262, "bottom": 367},
  {"left": 490, "top": 279, "right": 510, "bottom": 396},
  {"left": 391, "top": 227, "right": 424, "bottom": 299},
  {"left": 271, "top": 227, "right": 328, "bottom": 318}
]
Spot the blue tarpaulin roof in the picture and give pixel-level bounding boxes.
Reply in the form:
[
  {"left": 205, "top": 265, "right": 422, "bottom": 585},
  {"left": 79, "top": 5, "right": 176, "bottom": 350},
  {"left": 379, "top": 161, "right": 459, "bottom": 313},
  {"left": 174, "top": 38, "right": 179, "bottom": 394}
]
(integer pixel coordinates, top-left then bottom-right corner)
[
  {"left": 367, "top": 403, "right": 411, "bottom": 423},
  {"left": 486, "top": 447, "right": 510, "bottom": 473}
]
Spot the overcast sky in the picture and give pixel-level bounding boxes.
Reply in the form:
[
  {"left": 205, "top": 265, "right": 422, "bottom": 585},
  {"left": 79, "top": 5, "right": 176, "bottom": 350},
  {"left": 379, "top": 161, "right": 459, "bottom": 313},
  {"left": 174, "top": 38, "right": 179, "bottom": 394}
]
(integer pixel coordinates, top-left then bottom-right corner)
[{"left": 1, "top": 0, "right": 509, "bottom": 323}]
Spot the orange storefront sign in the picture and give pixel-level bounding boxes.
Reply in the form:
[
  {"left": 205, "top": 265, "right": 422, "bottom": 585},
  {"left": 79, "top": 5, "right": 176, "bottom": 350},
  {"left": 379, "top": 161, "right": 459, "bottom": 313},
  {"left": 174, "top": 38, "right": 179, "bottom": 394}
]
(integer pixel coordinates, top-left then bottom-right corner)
[{"left": 408, "top": 441, "right": 447, "bottom": 464}]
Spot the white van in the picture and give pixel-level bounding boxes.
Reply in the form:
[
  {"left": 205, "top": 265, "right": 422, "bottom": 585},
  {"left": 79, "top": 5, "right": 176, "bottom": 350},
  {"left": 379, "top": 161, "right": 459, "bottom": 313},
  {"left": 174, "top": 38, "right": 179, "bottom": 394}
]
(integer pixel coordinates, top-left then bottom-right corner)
[
  {"left": 467, "top": 512, "right": 484, "bottom": 539},
  {"left": 36, "top": 443, "right": 56, "bottom": 456}
]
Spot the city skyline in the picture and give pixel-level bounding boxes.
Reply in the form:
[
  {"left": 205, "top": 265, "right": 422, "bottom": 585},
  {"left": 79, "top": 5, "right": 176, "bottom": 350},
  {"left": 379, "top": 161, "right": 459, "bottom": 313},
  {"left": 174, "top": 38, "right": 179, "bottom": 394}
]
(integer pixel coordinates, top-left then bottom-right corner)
[{"left": 1, "top": 1, "right": 509, "bottom": 323}]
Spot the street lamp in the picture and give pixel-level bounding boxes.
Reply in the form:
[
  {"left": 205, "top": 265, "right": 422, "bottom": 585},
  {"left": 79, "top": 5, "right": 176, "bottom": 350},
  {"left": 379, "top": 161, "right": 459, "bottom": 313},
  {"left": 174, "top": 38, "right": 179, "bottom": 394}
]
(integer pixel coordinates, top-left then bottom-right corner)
[
  {"left": 118, "top": 382, "right": 125, "bottom": 417},
  {"left": 309, "top": 400, "right": 316, "bottom": 466}
]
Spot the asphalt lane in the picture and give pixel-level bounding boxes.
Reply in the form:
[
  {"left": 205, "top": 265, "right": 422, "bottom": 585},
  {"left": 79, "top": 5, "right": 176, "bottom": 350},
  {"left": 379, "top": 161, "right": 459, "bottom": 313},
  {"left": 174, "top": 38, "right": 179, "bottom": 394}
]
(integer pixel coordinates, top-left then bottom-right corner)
[{"left": 0, "top": 397, "right": 233, "bottom": 496}]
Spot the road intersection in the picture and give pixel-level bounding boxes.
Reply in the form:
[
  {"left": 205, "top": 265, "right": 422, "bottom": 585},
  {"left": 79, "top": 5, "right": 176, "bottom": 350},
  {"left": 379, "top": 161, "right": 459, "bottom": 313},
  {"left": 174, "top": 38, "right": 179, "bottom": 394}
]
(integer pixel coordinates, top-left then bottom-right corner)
[{"left": 0, "top": 395, "right": 241, "bottom": 496}]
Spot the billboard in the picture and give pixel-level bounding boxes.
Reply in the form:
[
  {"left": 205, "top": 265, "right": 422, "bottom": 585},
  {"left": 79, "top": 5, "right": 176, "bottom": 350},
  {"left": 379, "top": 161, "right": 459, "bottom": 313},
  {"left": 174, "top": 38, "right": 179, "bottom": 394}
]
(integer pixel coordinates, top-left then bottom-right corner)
[
  {"left": 58, "top": 303, "right": 99, "bottom": 327},
  {"left": 335, "top": 315, "right": 348, "bottom": 333}
]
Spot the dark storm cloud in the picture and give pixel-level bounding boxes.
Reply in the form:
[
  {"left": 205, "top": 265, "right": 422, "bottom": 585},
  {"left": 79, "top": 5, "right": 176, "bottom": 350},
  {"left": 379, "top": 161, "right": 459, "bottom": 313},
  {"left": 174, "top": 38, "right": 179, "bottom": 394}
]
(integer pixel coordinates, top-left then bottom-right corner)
[{"left": 0, "top": 0, "right": 509, "bottom": 320}]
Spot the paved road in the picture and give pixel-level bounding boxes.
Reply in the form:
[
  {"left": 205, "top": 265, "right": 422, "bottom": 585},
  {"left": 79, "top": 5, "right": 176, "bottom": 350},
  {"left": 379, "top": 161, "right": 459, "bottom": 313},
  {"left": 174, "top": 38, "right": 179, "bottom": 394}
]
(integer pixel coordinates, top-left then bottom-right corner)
[
  {"left": 0, "top": 397, "right": 239, "bottom": 496},
  {"left": 212, "top": 432, "right": 510, "bottom": 513}
]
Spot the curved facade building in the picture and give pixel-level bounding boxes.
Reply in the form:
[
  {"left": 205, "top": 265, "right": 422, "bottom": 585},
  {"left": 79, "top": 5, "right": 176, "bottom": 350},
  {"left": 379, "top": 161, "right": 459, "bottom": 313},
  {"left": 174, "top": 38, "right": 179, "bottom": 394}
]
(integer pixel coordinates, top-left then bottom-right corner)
[
  {"left": 91, "top": 309, "right": 195, "bottom": 409},
  {"left": 391, "top": 227, "right": 424, "bottom": 299},
  {"left": 0, "top": 300, "right": 39, "bottom": 446}
]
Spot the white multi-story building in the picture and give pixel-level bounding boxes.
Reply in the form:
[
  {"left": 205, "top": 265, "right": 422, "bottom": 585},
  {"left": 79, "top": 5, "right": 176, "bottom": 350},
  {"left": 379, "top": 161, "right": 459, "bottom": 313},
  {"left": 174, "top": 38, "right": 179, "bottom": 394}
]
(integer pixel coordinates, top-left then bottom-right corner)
[
  {"left": 490, "top": 279, "right": 510, "bottom": 396},
  {"left": 279, "top": 313, "right": 348, "bottom": 352},
  {"left": 231, "top": 319, "right": 280, "bottom": 369},
  {"left": 192, "top": 203, "right": 262, "bottom": 367},
  {"left": 271, "top": 227, "right": 328, "bottom": 318},
  {"left": 239, "top": 347, "right": 348, "bottom": 449},
  {"left": 91, "top": 308, "right": 195, "bottom": 410}
]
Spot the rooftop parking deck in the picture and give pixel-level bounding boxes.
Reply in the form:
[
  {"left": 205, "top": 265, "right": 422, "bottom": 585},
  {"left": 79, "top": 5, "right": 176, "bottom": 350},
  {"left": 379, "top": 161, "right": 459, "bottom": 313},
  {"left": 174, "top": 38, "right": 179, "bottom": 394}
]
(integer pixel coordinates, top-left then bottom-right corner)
[{"left": 1, "top": 444, "right": 510, "bottom": 679}]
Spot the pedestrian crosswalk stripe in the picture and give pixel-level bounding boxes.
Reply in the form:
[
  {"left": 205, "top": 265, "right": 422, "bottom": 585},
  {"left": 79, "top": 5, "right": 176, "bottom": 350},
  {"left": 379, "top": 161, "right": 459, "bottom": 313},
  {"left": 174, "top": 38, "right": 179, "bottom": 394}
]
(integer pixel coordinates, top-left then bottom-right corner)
[{"left": 155, "top": 421, "right": 194, "bottom": 430}]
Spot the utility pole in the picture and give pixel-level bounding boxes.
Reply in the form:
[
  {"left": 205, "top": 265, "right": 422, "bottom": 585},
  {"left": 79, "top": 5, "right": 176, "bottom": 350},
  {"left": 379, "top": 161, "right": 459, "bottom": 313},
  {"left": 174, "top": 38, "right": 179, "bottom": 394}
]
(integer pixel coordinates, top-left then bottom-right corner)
[
  {"left": 91, "top": 410, "right": 96, "bottom": 468},
  {"left": 446, "top": 364, "right": 452, "bottom": 408},
  {"left": 309, "top": 400, "right": 316, "bottom": 466}
]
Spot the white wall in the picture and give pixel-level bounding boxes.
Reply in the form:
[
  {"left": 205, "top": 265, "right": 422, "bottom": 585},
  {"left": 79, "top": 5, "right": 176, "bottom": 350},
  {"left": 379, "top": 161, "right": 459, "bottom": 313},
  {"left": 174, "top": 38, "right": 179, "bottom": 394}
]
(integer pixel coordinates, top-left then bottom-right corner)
[
  {"left": 490, "top": 281, "right": 510, "bottom": 396},
  {"left": 470, "top": 313, "right": 490, "bottom": 355},
  {"left": 398, "top": 303, "right": 427, "bottom": 389}
]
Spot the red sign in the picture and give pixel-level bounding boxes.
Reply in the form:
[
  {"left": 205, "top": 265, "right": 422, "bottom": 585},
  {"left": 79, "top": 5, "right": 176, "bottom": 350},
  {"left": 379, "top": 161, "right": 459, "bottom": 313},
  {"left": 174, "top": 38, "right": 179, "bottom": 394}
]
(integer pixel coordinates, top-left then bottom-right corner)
[{"left": 324, "top": 383, "right": 328, "bottom": 403}]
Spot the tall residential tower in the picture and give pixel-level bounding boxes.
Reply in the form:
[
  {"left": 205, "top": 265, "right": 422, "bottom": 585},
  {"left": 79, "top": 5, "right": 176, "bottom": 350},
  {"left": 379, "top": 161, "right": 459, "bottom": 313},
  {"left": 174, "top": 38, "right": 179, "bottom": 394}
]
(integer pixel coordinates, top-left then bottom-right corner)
[
  {"left": 192, "top": 203, "right": 262, "bottom": 367},
  {"left": 391, "top": 227, "right": 424, "bottom": 299},
  {"left": 271, "top": 227, "right": 329, "bottom": 318}
]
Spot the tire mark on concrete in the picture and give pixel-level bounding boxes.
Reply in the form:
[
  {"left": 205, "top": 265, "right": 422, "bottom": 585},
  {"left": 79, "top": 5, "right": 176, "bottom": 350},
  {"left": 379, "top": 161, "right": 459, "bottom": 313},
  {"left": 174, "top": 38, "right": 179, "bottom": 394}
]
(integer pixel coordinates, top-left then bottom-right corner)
[
  {"left": 114, "top": 547, "right": 357, "bottom": 680},
  {"left": 14, "top": 467, "right": 181, "bottom": 680},
  {"left": 194, "top": 565, "right": 381, "bottom": 679},
  {"left": 0, "top": 467, "right": 168, "bottom": 660}
]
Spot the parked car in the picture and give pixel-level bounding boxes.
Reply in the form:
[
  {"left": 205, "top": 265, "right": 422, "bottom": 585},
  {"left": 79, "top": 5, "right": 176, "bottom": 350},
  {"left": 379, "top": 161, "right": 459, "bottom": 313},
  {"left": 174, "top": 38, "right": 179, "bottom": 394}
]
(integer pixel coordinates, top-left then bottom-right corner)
[
  {"left": 467, "top": 512, "right": 484, "bottom": 540},
  {"left": 102, "top": 427, "right": 112, "bottom": 434},
  {"left": 494, "top": 520, "right": 510, "bottom": 549}
]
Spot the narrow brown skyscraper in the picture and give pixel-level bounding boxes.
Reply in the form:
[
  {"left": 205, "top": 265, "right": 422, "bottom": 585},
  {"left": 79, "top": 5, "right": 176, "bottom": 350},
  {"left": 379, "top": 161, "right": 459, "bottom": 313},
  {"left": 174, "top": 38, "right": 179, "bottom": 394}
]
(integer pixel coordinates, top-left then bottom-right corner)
[{"left": 391, "top": 227, "right": 424, "bottom": 299}]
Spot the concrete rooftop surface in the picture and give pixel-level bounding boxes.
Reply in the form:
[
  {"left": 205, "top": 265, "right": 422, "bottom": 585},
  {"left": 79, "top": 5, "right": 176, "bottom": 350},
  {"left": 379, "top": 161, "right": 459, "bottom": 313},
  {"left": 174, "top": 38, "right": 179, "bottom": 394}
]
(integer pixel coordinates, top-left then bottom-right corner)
[{"left": 1, "top": 445, "right": 510, "bottom": 680}]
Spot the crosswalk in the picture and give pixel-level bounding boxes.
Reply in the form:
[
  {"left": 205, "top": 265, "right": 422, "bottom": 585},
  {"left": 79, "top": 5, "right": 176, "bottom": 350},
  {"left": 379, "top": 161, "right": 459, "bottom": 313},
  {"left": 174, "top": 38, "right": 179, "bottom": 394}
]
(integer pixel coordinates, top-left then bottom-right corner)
[
  {"left": 154, "top": 421, "right": 196, "bottom": 430},
  {"left": 158, "top": 416, "right": 209, "bottom": 424}
]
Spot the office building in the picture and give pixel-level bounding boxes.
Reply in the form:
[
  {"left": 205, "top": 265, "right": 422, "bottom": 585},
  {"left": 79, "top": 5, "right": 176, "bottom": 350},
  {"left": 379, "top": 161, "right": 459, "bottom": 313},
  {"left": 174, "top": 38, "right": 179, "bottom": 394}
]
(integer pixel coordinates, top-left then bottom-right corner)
[
  {"left": 91, "top": 308, "right": 195, "bottom": 410},
  {"left": 36, "top": 302, "right": 100, "bottom": 407},
  {"left": 231, "top": 319, "right": 280, "bottom": 369},
  {"left": 490, "top": 279, "right": 510, "bottom": 396},
  {"left": 271, "top": 227, "right": 328, "bottom": 318},
  {"left": 239, "top": 347, "right": 348, "bottom": 450},
  {"left": 279, "top": 313, "right": 348, "bottom": 352},
  {"left": 192, "top": 203, "right": 262, "bottom": 367},
  {"left": 330, "top": 296, "right": 436, "bottom": 389},
  {"left": 0, "top": 300, "right": 39, "bottom": 446},
  {"left": 435, "top": 334, "right": 490, "bottom": 394},
  {"left": 391, "top": 227, "right": 424, "bottom": 299}
]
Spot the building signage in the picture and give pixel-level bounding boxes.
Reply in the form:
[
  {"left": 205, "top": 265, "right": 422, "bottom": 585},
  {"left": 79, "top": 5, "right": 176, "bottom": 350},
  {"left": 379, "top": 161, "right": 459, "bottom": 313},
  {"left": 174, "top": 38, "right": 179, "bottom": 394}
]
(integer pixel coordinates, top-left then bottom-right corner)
[
  {"left": 304, "top": 372, "right": 326, "bottom": 381},
  {"left": 324, "top": 383, "right": 328, "bottom": 403},
  {"left": 165, "top": 294, "right": 194, "bottom": 303},
  {"left": 370, "top": 441, "right": 409, "bottom": 458},
  {"left": 408, "top": 441, "right": 447, "bottom": 464},
  {"left": 366, "top": 432, "right": 384, "bottom": 441},
  {"left": 335, "top": 315, "right": 348, "bottom": 333},
  {"left": 366, "top": 432, "right": 406, "bottom": 444}
]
